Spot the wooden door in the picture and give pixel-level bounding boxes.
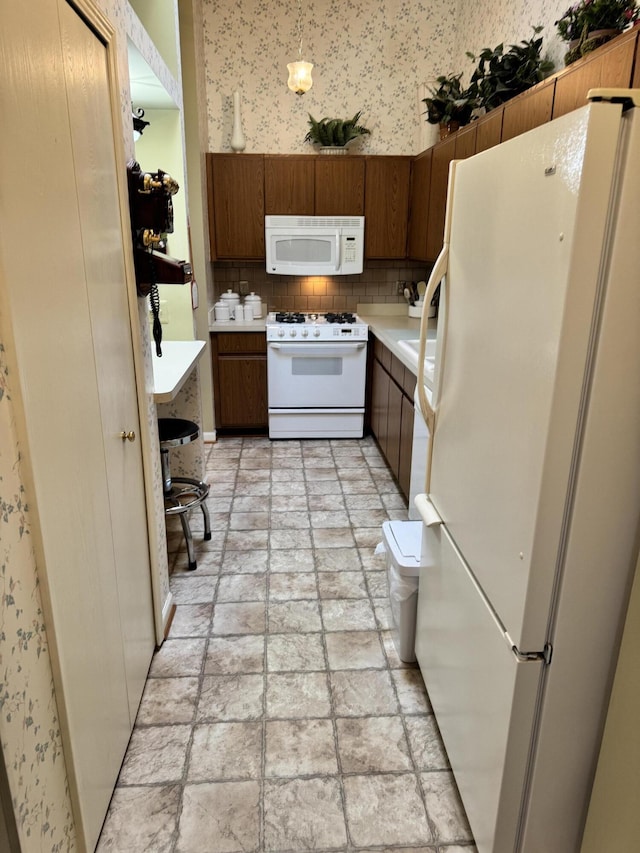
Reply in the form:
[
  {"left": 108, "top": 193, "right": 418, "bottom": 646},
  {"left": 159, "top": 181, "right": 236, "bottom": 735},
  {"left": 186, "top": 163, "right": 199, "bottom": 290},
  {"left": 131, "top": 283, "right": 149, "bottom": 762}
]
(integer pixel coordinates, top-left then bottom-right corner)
[
  {"left": 553, "top": 30, "right": 637, "bottom": 119},
  {"left": 475, "top": 107, "right": 504, "bottom": 153},
  {"left": 386, "top": 379, "right": 403, "bottom": 479},
  {"left": 371, "top": 359, "right": 390, "bottom": 454},
  {"left": 454, "top": 124, "right": 477, "bottom": 160},
  {"left": 208, "top": 153, "right": 265, "bottom": 257},
  {"left": 364, "top": 156, "right": 411, "bottom": 258},
  {"left": 215, "top": 357, "right": 268, "bottom": 428},
  {"left": 501, "top": 79, "right": 555, "bottom": 142},
  {"left": 426, "top": 135, "right": 456, "bottom": 261},
  {"left": 407, "top": 149, "right": 433, "bottom": 261},
  {"left": 265, "top": 155, "right": 314, "bottom": 214},
  {"left": 398, "top": 392, "right": 415, "bottom": 499},
  {"left": 0, "top": 1, "right": 155, "bottom": 848},
  {"left": 61, "top": 0, "right": 155, "bottom": 722},
  {"left": 315, "top": 157, "right": 365, "bottom": 215}
]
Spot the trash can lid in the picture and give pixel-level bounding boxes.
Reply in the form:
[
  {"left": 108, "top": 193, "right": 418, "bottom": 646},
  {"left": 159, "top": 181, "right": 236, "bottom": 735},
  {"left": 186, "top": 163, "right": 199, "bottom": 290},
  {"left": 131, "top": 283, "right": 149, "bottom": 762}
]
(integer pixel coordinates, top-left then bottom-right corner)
[{"left": 381, "top": 521, "right": 426, "bottom": 576}]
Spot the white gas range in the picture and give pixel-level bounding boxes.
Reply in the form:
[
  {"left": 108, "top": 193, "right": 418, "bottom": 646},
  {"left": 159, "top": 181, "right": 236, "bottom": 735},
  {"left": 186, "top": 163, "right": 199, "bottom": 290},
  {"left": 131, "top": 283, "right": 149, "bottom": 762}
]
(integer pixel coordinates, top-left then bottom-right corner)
[{"left": 265, "top": 311, "right": 369, "bottom": 439}]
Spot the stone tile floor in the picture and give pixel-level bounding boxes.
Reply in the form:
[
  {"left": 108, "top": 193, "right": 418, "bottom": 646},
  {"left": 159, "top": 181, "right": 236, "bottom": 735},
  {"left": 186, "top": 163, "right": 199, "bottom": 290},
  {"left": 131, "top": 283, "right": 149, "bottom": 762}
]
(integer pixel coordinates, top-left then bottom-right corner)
[{"left": 97, "top": 436, "right": 476, "bottom": 853}]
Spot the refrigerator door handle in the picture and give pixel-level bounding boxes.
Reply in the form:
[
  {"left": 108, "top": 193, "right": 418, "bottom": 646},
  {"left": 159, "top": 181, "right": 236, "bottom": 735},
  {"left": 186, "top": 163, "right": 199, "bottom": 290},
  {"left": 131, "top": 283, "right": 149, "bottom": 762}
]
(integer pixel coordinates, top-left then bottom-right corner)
[{"left": 417, "top": 160, "right": 459, "bottom": 469}]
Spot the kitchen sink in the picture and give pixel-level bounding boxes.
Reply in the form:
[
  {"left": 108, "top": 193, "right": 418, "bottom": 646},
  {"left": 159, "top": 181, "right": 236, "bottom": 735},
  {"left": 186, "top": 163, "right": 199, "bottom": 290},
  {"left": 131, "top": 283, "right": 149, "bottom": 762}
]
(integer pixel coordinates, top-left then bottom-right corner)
[
  {"left": 398, "top": 338, "right": 437, "bottom": 358},
  {"left": 397, "top": 338, "right": 436, "bottom": 387}
]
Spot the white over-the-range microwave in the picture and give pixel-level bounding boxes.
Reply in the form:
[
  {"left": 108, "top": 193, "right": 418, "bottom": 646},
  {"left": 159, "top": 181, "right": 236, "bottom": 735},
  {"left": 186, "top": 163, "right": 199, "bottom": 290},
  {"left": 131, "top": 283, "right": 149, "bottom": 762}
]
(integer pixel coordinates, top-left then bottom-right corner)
[{"left": 265, "top": 215, "right": 364, "bottom": 276}]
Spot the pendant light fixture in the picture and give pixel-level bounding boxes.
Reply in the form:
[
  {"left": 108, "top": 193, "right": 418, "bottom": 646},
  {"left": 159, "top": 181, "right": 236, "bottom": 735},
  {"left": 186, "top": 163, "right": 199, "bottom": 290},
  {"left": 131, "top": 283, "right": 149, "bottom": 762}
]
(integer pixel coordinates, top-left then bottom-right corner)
[{"left": 287, "top": 0, "right": 313, "bottom": 95}]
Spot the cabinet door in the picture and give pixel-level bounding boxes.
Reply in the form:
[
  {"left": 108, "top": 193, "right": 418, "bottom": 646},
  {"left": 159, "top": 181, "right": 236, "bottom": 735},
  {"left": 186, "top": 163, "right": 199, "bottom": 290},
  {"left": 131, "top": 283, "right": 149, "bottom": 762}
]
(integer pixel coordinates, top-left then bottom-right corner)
[
  {"left": 371, "top": 358, "right": 390, "bottom": 454},
  {"left": 426, "top": 135, "right": 456, "bottom": 261},
  {"left": 454, "top": 124, "right": 477, "bottom": 160},
  {"left": 216, "top": 357, "right": 268, "bottom": 428},
  {"left": 208, "top": 153, "right": 265, "bottom": 258},
  {"left": 475, "top": 107, "right": 504, "bottom": 153},
  {"left": 407, "top": 149, "right": 432, "bottom": 261},
  {"left": 265, "top": 155, "right": 314, "bottom": 215},
  {"left": 553, "top": 31, "right": 636, "bottom": 119},
  {"left": 386, "top": 379, "right": 403, "bottom": 479},
  {"left": 398, "top": 392, "right": 415, "bottom": 499},
  {"left": 502, "top": 79, "right": 555, "bottom": 142},
  {"left": 315, "top": 157, "right": 365, "bottom": 215},
  {"left": 364, "top": 156, "right": 411, "bottom": 258}
]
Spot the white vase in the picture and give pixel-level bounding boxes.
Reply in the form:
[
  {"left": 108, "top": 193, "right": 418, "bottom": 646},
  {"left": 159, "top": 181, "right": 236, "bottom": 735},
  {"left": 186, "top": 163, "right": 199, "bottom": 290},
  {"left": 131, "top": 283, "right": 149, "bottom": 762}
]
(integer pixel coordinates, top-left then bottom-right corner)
[{"left": 231, "top": 90, "right": 246, "bottom": 153}]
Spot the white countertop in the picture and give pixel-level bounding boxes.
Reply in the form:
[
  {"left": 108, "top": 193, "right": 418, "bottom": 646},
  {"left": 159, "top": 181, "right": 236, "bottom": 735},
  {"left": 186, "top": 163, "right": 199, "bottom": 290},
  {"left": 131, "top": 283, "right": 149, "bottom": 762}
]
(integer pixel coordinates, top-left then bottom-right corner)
[
  {"left": 357, "top": 306, "right": 438, "bottom": 377},
  {"left": 152, "top": 340, "right": 207, "bottom": 402}
]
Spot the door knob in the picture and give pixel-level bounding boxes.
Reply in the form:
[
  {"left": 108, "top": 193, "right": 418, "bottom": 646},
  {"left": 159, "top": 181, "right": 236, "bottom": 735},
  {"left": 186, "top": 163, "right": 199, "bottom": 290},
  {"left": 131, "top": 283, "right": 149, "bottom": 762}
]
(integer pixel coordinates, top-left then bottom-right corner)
[{"left": 119, "top": 430, "right": 136, "bottom": 442}]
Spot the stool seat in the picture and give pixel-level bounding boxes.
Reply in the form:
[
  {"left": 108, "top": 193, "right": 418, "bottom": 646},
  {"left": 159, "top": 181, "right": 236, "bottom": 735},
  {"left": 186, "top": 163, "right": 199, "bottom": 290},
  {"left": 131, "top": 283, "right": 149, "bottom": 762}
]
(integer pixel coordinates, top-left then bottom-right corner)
[
  {"left": 158, "top": 418, "right": 200, "bottom": 448},
  {"left": 159, "top": 418, "right": 210, "bottom": 571}
]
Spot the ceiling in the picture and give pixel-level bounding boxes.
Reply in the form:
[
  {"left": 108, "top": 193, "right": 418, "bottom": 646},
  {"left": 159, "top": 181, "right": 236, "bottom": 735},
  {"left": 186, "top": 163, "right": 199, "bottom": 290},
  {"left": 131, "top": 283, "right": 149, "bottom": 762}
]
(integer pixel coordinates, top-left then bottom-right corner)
[{"left": 128, "top": 41, "right": 177, "bottom": 110}]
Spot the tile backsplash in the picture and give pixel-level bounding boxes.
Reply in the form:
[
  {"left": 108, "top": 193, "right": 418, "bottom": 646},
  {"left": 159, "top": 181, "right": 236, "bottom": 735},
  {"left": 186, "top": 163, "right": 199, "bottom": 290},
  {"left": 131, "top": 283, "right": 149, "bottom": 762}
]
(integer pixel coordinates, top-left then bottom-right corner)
[{"left": 213, "top": 261, "right": 431, "bottom": 314}]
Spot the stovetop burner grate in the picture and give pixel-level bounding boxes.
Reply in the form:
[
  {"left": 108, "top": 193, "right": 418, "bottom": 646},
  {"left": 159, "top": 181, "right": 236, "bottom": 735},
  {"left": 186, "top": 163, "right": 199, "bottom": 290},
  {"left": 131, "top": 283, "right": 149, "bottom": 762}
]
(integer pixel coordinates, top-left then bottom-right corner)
[{"left": 271, "top": 311, "right": 359, "bottom": 325}]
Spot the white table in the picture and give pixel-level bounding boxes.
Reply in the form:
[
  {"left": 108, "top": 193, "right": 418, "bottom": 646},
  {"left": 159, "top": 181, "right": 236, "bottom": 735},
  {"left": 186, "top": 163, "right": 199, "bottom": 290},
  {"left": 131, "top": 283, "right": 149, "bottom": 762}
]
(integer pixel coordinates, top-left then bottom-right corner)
[{"left": 152, "top": 340, "right": 206, "bottom": 403}]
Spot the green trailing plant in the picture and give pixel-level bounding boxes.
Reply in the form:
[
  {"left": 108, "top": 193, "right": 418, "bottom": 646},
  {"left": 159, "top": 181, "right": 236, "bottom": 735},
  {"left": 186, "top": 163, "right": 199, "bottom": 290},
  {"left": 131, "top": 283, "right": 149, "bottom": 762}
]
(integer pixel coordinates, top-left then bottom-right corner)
[
  {"left": 421, "top": 72, "right": 477, "bottom": 128},
  {"left": 304, "top": 112, "right": 371, "bottom": 147},
  {"left": 467, "top": 27, "right": 554, "bottom": 112},
  {"left": 556, "top": 0, "right": 638, "bottom": 64}
]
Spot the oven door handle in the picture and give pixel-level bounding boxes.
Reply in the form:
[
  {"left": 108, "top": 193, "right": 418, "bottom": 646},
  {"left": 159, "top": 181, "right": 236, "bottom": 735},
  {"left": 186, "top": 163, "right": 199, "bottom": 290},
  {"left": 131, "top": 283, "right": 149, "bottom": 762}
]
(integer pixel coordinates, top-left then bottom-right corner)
[{"left": 269, "top": 342, "right": 366, "bottom": 356}]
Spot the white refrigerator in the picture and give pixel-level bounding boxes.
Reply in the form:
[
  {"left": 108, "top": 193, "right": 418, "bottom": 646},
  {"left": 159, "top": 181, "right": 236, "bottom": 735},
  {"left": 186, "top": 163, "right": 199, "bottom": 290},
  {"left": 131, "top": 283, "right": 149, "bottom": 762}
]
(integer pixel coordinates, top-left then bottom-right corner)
[{"left": 413, "top": 91, "right": 640, "bottom": 853}]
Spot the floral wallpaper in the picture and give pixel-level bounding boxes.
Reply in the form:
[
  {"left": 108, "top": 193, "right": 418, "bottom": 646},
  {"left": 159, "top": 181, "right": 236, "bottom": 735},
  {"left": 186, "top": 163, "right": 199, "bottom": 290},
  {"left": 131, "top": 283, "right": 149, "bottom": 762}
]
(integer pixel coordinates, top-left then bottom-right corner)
[
  {"left": 202, "top": 0, "right": 458, "bottom": 155},
  {"left": 453, "top": 0, "right": 570, "bottom": 86},
  {"left": 0, "top": 338, "right": 76, "bottom": 850},
  {"left": 202, "top": 0, "right": 584, "bottom": 154},
  {"left": 202, "top": 0, "right": 577, "bottom": 157}
]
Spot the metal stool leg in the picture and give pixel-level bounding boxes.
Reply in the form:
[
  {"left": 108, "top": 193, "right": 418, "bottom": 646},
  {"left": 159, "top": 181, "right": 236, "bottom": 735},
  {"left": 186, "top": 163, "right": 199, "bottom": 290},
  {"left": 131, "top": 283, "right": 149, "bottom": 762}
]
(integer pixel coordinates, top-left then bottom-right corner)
[
  {"left": 179, "top": 512, "right": 197, "bottom": 571},
  {"left": 201, "top": 499, "right": 211, "bottom": 541}
]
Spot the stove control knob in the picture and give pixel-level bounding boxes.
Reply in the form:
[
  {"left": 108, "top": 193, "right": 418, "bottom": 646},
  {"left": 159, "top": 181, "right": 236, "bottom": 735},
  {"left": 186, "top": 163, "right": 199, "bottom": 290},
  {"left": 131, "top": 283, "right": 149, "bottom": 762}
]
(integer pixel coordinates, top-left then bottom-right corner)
[
  {"left": 301, "top": 328, "right": 309, "bottom": 337},
  {"left": 289, "top": 328, "right": 297, "bottom": 337},
  {"left": 313, "top": 327, "right": 321, "bottom": 337},
  {"left": 277, "top": 327, "right": 285, "bottom": 338}
]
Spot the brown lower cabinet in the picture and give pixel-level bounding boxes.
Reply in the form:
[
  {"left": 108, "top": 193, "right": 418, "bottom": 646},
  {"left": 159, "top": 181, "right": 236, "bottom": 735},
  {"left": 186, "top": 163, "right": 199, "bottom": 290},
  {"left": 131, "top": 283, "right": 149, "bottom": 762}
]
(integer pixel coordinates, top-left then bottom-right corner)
[
  {"left": 370, "top": 337, "right": 416, "bottom": 498},
  {"left": 211, "top": 332, "right": 268, "bottom": 432}
]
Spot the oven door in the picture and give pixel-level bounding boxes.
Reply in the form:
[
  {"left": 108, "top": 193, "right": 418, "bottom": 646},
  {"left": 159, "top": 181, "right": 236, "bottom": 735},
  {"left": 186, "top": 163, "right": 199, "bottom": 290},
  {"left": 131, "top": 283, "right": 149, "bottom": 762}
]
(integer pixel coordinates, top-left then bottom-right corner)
[{"left": 267, "top": 341, "right": 367, "bottom": 408}]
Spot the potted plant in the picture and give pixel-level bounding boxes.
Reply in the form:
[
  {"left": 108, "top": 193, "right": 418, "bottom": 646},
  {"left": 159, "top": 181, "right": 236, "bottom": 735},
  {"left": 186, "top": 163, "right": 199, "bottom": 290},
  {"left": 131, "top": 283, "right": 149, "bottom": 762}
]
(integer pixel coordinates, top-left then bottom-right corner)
[
  {"left": 304, "top": 111, "right": 370, "bottom": 153},
  {"left": 422, "top": 73, "right": 478, "bottom": 138},
  {"left": 466, "top": 27, "right": 554, "bottom": 112},
  {"left": 556, "top": 0, "right": 638, "bottom": 65}
]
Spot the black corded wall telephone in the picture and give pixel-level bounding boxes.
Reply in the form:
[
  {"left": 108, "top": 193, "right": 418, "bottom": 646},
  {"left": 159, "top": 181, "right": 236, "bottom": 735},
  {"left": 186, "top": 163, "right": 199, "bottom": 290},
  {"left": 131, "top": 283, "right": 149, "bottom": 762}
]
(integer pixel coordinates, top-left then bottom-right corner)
[{"left": 126, "top": 160, "right": 192, "bottom": 356}]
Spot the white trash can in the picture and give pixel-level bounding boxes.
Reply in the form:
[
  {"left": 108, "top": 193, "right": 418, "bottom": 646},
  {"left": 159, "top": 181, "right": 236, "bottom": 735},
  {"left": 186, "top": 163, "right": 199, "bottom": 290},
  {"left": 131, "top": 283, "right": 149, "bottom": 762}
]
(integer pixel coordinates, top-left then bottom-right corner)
[{"left": 381, "top": 520, "right": 427, "bottom": 663}]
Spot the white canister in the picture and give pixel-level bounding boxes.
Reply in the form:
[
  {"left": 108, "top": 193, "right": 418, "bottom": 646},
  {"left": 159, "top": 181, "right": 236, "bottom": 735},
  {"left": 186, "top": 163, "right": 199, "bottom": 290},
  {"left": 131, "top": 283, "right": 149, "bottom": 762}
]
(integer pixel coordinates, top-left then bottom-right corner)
[
  {"left": 220, "top": 288, "right": 240, "bottom": 309},
  {"left": 234, "top": 304, "right": 245, "bottom": 322},
  {"left": 214, "top": 302, "right": 231, "bottom": 322},
  {"left": 244, "top": 291, "right": 262, "bottom": 318},
  {"left": 243, "top": 304, "right": 254, "bottom": 322}
]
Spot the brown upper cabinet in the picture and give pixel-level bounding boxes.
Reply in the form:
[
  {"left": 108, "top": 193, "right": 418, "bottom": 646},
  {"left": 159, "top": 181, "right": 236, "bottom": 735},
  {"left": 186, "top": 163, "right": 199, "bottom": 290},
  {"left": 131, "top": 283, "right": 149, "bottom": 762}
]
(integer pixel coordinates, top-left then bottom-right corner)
[
  {"left": 264, "top": 155, "right": 314, "bottom": 215},
  {"left": 407, "top": 149, "right": 432, "bottom": 262},
  {"left": 553, "top": 28, "right": 637, "bottom": 119},
  {"left": 475, "top": 107, "right": 504, "bottom": 153},
  {"left": 207, "top": 153, "right": 265, "bottom": 260},
  {"left": 502, "top": 78, "right": 555, "bottom": 142},
  {"left": 426, "top": 135, "right": 456, "bottom": 261},
  {"left": 314, "top": 157, "right": 365, "bottom": 216},
  {"left": 364, "top": 156, "right": 411, "bottom": 258}
]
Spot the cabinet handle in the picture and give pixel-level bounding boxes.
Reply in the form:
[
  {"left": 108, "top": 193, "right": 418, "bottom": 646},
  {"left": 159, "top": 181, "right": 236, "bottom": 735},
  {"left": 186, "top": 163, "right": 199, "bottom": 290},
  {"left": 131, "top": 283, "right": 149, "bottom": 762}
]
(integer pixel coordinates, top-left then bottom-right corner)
[{"left": 119, "top": 430, "right": 136, "bottom": 442}]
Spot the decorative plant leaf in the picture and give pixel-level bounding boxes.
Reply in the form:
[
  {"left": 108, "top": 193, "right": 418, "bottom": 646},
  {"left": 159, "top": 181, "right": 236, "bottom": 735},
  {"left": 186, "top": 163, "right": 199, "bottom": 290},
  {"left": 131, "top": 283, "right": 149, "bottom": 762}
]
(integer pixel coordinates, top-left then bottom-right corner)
[{"left": 304, "top": 112, "right": 371, "bottom": 147}]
